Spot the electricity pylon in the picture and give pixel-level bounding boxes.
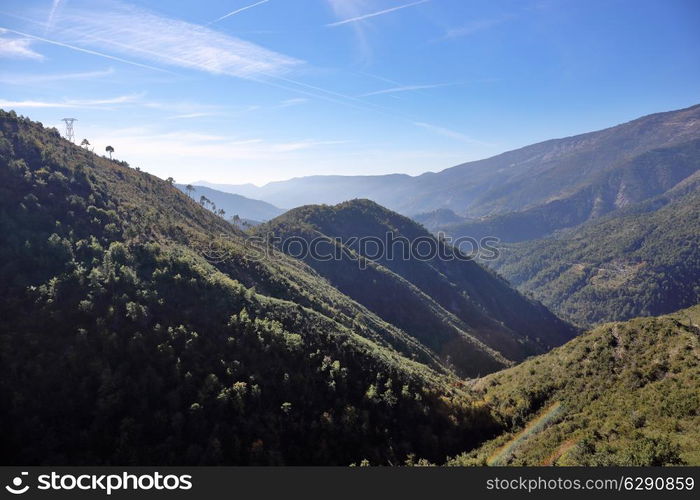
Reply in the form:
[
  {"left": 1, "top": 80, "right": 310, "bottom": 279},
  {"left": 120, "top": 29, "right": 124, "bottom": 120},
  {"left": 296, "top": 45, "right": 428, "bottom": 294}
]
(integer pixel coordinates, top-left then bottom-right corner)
[{"left": 61, "top": 118, "right": 77, "bottom": 143}]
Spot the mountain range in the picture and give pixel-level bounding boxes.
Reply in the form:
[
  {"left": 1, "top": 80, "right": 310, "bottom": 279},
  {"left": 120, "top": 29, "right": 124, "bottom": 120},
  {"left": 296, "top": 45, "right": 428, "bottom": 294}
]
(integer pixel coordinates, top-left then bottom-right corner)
[
  {"left": 199, "top": 104, "right": 700, "bottom": 237},
  {"left": 487, "top": 173, "right": 700, "bottom": 328},
  {"left": 175, "top": 184, "right": 284, "bottom": 224},
  {"left": 194, "top": 104, "right": 700, "bottom": 330},
  {"left": 0, "top": 109, "right": 572, "bottom": 465},
  {"left": 1, "top": 104, "right": 699, "bottom": 466},
  {"left": 422, "top": 135, "right": 700, "bottom": 242}
]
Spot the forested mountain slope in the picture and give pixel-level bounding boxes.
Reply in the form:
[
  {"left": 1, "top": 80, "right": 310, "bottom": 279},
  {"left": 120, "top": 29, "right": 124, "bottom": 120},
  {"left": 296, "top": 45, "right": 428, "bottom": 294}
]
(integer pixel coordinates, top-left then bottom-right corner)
[
  {"left": 0, "top": 110, "right": 505, "bottom": 465},
  {"left": 1, "top": 110, "right": 696, "bottom": 468},
  {"left": 256, "top": 201, "right": 576, "bottom": 374},
  {"left": 424, "top": 103, "right": 700, "bottom": 217},
  {"left": 450, "top": 305, "right": 700, "bottom": 466},
  {"left": 488, "top": 182, "right": 700, "bottom": 328}
]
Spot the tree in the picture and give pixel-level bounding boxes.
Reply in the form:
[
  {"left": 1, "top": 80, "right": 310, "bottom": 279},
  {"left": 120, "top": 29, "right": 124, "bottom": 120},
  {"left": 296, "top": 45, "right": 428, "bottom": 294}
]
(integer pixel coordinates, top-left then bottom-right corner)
[
  {"left": 80, "top": 139, "right": 90, "bottom": 149},
  {"left": 218, "top": 209, "right": 226, "bottom": 218},
  {"left": 185, "top": 184, "right": 195, "bottom": 198},
  {"left": 166, "top": 177, "right": 175, "bottom": 185},
  {"left": 105, "top": 145, "right": 114, "bottom": 159}
]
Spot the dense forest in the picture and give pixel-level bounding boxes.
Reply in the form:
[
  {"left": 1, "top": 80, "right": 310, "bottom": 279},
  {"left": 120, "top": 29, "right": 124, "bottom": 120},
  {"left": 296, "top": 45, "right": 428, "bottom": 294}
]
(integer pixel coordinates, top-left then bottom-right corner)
[
  {"left": 450, "top": 305, "right": 700, "bottom": 466},
  {"left": 488, "top": 179, "right": 700, "bottom": 328},
  {"left": 256, "top": 201, "right": 576, "bottom": 375},
  {"left": 0, "top": 110, "right": 504, "bottom": 465},
  {"left": 1, "top": 109, "right": 698, "bottom": 467}
]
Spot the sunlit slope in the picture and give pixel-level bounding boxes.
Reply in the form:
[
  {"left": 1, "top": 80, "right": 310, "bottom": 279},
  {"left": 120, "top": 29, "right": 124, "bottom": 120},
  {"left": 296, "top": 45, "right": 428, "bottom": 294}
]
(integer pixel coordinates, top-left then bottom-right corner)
[{"left": 449, "top": 305, "right": 700, "bottom": 466}]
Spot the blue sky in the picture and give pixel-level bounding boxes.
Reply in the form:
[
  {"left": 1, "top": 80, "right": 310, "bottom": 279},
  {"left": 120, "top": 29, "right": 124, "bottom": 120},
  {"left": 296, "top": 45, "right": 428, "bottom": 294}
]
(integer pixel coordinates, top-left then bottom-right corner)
[{"left": 0, "top": 0, "right": 699, "bottom": 185}]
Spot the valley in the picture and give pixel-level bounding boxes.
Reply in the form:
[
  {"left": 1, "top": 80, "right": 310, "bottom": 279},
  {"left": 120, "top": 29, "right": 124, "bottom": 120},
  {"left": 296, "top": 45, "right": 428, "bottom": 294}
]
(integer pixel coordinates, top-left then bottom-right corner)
[{"left": 1, "top": 105, "right": 698, "bottom": 466}]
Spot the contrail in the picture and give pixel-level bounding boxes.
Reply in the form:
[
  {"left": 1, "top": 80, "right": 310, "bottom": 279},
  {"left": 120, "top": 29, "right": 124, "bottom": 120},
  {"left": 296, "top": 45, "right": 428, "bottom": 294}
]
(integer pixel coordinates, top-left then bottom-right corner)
[
  {"left": 360, "top": 83, "right": 454, "bottom": 97},
  {"left": 209, "top": 0, "right": 270, "bottom": 25},
  {"left": 327, "top": 0, "right": 429, "bottom": 27},
  {"left": 45, "top": 0, "right": 62, "bottom": 34}
]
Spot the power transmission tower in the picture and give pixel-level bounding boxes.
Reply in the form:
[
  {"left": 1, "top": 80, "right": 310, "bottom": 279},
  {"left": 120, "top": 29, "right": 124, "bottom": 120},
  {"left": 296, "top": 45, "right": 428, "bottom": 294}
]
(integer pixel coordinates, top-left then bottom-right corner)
[{"left": 61, "top": 118, "right": 77, "bottom": 143}]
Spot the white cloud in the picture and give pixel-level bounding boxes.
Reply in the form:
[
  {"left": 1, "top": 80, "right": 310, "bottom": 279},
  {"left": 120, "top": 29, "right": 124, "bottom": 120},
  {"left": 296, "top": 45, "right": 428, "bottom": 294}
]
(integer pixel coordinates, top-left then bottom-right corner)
[
  {"left": 0, "top": 93, "right": 238, "bottom": 123},
  {"left": 0, "top": 36, "right": 44, "bottom": 60},
  {"left": 0, "top": 67, "right": 115, "bottom": 85},
  {"left": 79, "top": 126, "right": 349, "bottom": 182},
  {"left": 86, "top": 128, "right": 343, "bottom": 159},
  {"left": 0, "top": 28, "right": 171, "bottom": 73},
  {"left": 50, "top": 1, "right": 302, "bottom": 78},
  {"left": 0, "top": 99, "right": 65, "bottom": 109},
  {"left": 81, "top": 125, "right": 465, "bottom": 185},
  {"left": 0, "top": 93, "right": 143, "bottom": 109},
  {"left": 2, "top": 5, "right": 347, "bottom": 108}
]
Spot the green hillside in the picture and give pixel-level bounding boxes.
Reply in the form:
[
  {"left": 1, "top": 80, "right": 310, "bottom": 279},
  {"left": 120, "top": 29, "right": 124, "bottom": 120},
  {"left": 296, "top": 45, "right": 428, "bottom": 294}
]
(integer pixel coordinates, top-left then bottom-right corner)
[
  {"left": 256, "top": 201, "right": 576, "bottom": 376},
  {"left": 0, "top": 110, "right": 505, "bottom": 465},
  {"left": 449, "top": 305, "right": 700, "bottom": 466},
  {"left": 3, "top": 109, "right": 695, "bottom": 468},
  {"left": 489, "top": 184, "right": 700, "bottom": 328}
]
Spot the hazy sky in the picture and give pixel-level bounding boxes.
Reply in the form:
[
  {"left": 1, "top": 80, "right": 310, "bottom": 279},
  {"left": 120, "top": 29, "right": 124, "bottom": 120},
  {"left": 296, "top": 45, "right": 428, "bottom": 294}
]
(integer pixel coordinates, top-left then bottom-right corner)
[{"left": 1, "top": 0, "right": 699, "bottom": 185}]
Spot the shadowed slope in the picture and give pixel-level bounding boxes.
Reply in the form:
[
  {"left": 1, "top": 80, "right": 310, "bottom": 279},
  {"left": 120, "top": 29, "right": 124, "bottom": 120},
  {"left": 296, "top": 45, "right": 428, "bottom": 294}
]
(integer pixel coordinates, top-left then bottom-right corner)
[{"left": 257, "top": 200, "right": 577, "bottom": 375}]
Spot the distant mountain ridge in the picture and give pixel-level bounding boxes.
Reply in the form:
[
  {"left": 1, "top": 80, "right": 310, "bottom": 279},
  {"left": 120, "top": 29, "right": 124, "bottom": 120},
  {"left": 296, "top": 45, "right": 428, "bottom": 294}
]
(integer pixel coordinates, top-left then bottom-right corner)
[
  {"left": 176, "top": 184, "right": 284, "bottom": 222},
  {"left": 430, "top": 137, "right": 700, "bottom": 241},
  {"left": 194, "top": 174, "right": 415, "bottom": 211},
  {"left": 199, "top": 104, "right": 700, "bottom": 231}
]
